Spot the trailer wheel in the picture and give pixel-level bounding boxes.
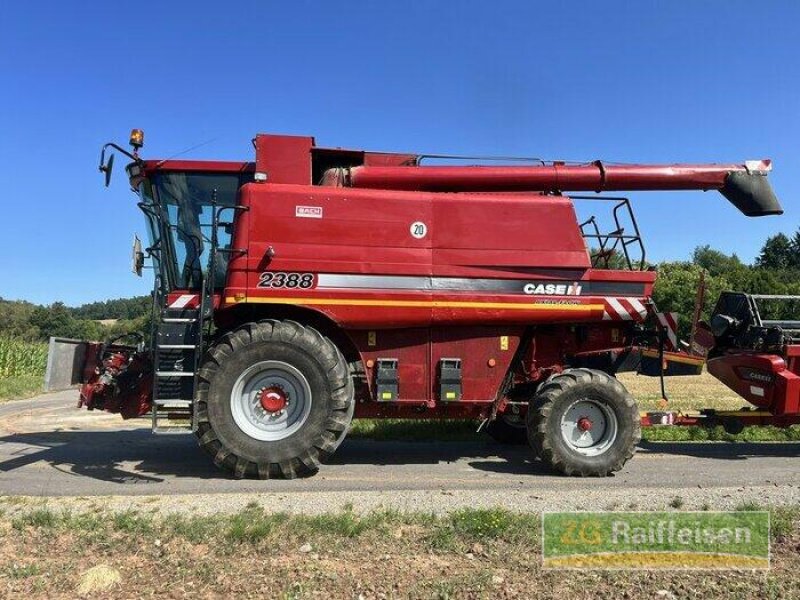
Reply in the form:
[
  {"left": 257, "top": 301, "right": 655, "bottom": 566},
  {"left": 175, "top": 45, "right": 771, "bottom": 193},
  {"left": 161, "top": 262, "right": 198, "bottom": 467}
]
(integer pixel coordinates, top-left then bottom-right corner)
[
  {"left": 195, "top": 320, "right": 354, "bottom": 479},
  {"left": 527, "top": 369, "right": 640, "bottom": 476},
  {"left": 485, "top": 414, "right": 528, "bottom": 445}
]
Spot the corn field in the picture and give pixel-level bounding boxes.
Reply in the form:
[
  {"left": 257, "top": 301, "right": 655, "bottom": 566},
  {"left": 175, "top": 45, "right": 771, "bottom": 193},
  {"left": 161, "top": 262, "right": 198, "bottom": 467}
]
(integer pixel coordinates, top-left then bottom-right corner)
[{"left": 0, "top": 338, "right": 48, "bottom": 378}]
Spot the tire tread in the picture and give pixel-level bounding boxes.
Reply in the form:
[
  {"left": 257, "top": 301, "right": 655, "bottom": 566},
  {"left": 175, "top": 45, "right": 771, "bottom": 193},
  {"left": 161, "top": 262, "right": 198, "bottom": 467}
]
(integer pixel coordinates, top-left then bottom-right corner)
[
  {"left": 527, "top": 368, "right": 640, "bottom": 477},
  {"left": 195, "top": 320, "right": 354, "bottom": 479}
]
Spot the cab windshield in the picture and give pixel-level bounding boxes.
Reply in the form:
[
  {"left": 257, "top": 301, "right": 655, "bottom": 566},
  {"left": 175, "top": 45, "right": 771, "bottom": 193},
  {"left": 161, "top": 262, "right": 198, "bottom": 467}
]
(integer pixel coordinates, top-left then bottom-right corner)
[{"left": 139, "top": 171, "right": 249, "bottom": 290}]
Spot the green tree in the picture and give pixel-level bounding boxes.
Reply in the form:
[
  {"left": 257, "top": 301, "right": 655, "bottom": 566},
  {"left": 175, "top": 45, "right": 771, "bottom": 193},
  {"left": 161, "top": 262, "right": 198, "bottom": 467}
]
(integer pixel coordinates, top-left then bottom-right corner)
[
  {"left": 789, "top": 228, "right": 800, "bottom": 270},
  {"left": 29, "top": 302, "right": 75, "bottom": 340},
  {"left": 70, "top": 296, "right": 151, "bottom": 320},
  {"left": 756, "top": 233, "right": 793, "bottom": 270},
  {"left": 651, "top": 262, "right": 729, "bottom": 339},
  {"left": 692, "top": 245, "right": 752, "bottom": 291},
  {"left": 0, "top": 298, "right": 40, "bottom": 341},
  {"left": 692, "top": 245, "right": 742, "bottom": 276}
]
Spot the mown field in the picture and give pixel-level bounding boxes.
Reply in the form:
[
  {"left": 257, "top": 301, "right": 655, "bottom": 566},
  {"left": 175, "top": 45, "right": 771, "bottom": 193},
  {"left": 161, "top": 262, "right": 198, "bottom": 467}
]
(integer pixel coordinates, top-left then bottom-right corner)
[
  {"left": 0, "top": 500, "right": 797, "bottom": 598},
  {"left": 0, "top": 338, "right": 46, "bottom": 400}
]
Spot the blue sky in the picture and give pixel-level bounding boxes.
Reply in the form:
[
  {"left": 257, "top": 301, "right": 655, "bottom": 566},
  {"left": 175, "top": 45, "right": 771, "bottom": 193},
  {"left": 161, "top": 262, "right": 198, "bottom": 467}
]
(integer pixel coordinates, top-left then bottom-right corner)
[{"left": 1, "top": 0, "right": 798, "bottom": 305}]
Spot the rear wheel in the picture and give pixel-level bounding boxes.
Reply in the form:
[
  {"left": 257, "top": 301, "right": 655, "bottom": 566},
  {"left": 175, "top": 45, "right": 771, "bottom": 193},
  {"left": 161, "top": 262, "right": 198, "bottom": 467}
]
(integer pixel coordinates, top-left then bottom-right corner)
[
  {"left": 485, "top": 413, "right": 527, "bottom": 445},
  {"left": 527, "top": 368, "right": 640, "bottom": 476},
  {"left": 195, "top": 320, "right": 354, "bottom": 479}
]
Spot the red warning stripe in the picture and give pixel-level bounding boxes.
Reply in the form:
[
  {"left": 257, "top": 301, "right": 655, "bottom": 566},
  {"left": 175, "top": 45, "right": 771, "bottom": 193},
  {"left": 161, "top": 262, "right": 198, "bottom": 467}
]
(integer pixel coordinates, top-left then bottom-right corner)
[
  {"left": 166, "top": 294, "right": 200, "bottom": 309},
  {"left": 602, "top": 297, "right": 649, "bottom": 322},
  {"left": 655, "top": 312, "right": 679, "bottom": 351}
]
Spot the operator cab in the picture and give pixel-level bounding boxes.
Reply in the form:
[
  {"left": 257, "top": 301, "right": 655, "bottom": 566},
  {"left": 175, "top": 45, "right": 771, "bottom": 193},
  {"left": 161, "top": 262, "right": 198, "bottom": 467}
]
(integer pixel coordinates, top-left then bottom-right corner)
[
  {"left": 134, "top": 169, "right": 251, "bottom": 292},
  {"left": 98, "top": 128, "right": 252, "bottom": 294}
]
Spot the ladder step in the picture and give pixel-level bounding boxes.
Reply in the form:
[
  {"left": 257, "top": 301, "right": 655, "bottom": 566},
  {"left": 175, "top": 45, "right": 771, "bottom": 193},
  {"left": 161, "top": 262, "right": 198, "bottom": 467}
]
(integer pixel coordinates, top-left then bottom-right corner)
[
  {"left": 157, "top": 344, "right": 197, "bottom": 350},
  {"left": 152, "top": 400, "right": 193, "bottom": 434},
  {"left": 156, "top": 371, "right": 195, "bottom": 377},
  {"left": 155, "top": 399, "right": 193, "bottom": 407},
  {"left": 152, "top": 426, "right": 193, "bottom": 435}
]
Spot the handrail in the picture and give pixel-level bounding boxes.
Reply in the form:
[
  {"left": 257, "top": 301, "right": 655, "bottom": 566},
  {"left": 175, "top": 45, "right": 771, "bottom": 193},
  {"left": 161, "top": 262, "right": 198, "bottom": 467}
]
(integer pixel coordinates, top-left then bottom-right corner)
[{"left": 574, "top": 195, "right": 646, "bottom": 270}]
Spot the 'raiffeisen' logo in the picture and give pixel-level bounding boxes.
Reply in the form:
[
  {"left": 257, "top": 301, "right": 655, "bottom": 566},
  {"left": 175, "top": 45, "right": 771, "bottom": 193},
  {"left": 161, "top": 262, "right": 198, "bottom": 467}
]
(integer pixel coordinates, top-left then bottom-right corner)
[
  {"left": 523, "top": 282, "right": 583, "bottom": 296},
  {"left": 542, "top": 511, "right": 770, "bottom": 569}
]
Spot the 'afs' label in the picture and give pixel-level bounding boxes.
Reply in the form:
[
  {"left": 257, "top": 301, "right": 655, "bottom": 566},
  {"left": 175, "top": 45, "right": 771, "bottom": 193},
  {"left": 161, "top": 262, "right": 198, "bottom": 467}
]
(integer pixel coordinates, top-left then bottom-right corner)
[{"left": 296, "top": 206, "right": 323, "bottom": 218}]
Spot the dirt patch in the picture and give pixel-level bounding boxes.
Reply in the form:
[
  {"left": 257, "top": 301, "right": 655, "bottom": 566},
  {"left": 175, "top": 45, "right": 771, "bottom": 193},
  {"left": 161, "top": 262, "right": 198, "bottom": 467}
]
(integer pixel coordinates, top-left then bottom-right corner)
[
  {"left": 1, "top": 506, "right": 798, "bottom": 599},
  {"left": 0, "top": 404, "right": 144, "bottom": 435}
]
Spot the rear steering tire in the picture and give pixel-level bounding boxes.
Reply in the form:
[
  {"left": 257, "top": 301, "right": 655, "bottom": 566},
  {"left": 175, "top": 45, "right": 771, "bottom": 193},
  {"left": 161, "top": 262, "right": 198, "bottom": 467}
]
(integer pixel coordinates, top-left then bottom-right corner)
[
  {"left": 527, "top": 368, "right": 640, "bottom": 477},
  {"left": 195, "top": 320, "right": 354, "bottom": 479}
]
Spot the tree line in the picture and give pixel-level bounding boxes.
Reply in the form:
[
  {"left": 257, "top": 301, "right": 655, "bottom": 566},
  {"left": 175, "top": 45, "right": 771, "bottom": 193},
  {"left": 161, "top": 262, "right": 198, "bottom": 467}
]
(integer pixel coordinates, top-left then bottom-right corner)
[
  {"left": 652, "top": 230, "right": 800, "bottom": 338},
  {"left": 0, "top": 296, "right": 151, "bottom": 343}
]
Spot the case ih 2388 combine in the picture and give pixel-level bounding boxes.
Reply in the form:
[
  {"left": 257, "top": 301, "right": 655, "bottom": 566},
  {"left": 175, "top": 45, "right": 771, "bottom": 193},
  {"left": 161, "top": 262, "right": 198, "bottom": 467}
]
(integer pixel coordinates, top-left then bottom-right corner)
[{"left": 67, "top": 130, "right": 787, "bottom": 479}]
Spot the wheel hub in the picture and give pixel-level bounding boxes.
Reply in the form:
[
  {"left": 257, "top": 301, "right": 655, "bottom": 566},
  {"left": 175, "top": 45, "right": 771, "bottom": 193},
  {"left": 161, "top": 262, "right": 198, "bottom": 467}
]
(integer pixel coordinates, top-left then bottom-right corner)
[
  {"left": 559, "top": 398, "right": 618, "bottom": 456},
  {"left": 258, "top": 386, "right": 288, "bottom": 414},
  {"left": 230, "top": 360, "right": 313, "bottom": 442}
]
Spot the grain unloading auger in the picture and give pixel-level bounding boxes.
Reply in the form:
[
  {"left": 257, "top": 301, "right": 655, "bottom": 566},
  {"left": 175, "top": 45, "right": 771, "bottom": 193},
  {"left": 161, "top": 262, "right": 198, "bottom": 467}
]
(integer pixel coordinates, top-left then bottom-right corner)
[
  {"left": 49, "top": 130, "right": 784, "bottom": 479},
  {"left": 334, "top": 158, "right": 781, "bottom": 218}
]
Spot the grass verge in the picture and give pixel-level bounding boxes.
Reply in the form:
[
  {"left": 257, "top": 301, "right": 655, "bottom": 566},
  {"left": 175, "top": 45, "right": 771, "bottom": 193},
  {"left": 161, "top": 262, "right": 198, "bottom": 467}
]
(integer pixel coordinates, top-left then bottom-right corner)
[
  {"left": 0, "top": 375, "right": 43, "bottom": 402},
  {"left": 0, "top": 503, "right": 797, "bottom": 598},
  {"left": 642, "top": 424, "right": 800, "bottom": 442}
]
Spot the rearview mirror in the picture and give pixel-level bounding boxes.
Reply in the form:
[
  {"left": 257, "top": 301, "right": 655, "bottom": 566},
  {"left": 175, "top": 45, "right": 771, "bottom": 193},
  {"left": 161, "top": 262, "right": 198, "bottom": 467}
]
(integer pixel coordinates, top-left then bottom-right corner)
[
  {"left": 132, "top": 235, "right": 144, "bottom": 277},
  {"left": 99, "top": 152, "right": 115, "bottom": 187}
]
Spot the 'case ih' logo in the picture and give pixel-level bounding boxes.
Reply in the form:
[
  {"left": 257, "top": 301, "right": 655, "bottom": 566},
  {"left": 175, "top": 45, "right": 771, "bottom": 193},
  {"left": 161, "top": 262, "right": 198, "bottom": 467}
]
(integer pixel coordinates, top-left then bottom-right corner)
[
  {"left": 523, "top": 282, "right": 583, "bottom": 296},
  {"left": 296, "top": 205, "right": 323, "bottom": 218},
  {"left": 739, "top": 368, "right": 774, "bottom": 384}
]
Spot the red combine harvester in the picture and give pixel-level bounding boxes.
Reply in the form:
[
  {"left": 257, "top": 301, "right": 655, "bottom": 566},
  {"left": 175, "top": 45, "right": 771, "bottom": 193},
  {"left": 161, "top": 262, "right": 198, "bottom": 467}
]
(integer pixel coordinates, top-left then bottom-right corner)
[{"left": 62, "top": 130, "right": 785, "bottom": 479}]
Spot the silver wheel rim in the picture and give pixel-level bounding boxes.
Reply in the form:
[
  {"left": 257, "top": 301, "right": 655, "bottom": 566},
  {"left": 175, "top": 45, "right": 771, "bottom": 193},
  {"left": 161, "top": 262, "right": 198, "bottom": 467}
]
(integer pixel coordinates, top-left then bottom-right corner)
[
  {"left": 559, "top": 398, "right": 618, "bottom": 456},
  {"left": 230, "top": 360, "right": 312, "bottom": 442}
]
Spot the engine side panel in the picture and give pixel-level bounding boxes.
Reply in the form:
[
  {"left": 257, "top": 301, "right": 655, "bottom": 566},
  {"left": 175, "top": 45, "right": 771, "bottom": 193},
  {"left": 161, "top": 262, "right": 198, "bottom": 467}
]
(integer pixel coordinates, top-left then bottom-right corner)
[{"left": 226, "top": 183, "right": 655, "bottom": 329}]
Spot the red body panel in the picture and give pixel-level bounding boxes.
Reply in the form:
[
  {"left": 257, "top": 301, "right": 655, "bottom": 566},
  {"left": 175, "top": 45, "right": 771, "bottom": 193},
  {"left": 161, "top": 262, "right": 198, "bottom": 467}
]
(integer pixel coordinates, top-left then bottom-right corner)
[
  {"left": 707, "top": 350, "right": 800, "bottom": 415},
  {"left": 218, "top": 178, "right": 655, "bottom": 405},
  {"left": 255, "top": 134, "right": 314, "bottom": 184},
  {"left": 226, "top": 183, "right": 653, "bottom": 331}
]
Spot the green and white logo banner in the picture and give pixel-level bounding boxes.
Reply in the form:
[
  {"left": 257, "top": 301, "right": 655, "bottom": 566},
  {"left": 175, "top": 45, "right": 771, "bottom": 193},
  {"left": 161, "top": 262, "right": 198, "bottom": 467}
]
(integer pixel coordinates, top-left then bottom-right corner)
[{"left": 542, "top": 511, "right": 769, "bottom": 569}]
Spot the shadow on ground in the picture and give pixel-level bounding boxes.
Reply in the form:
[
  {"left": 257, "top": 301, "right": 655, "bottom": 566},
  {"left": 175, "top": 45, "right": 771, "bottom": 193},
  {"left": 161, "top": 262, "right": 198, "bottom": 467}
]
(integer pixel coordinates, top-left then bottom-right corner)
[
  {"left": 0, "top": 429, "right": 539, "bottom": 484},
  {"left": 638, "top": 440, "right": 800, "bottom": 460},
  {"left": 1, "top": 428, "right": 798, "bottom": 486}
]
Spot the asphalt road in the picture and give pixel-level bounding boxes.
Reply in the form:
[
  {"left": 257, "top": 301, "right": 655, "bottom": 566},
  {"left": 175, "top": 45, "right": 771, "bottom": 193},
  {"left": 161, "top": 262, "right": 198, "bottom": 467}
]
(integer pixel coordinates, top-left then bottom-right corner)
[{"left": 1, "top": 391, "right": 799, "bottom": 513}]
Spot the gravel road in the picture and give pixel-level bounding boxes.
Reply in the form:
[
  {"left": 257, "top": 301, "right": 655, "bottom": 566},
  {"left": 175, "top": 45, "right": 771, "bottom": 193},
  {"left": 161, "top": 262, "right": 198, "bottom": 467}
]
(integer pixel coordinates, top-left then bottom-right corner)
[{"left": 1, "top": 391, "right": 798, "bottom": 515}]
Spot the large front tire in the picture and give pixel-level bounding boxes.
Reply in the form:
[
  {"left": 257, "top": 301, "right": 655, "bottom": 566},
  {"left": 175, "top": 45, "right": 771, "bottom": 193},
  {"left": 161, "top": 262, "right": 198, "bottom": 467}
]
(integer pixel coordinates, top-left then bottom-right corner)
[
  {"left": 527, "top": 368, "right": 640, "bottom": 477},
  {"left": 195, "top": 320, "right": 354, "bottom": 479}
]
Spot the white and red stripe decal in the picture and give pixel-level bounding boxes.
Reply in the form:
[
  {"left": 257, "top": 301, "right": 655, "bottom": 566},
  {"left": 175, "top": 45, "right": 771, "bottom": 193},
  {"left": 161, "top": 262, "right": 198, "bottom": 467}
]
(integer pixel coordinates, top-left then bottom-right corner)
[
  {"left": 655, "top": 311, "right": 679, "bottom": 351},
  {"left": 602, "top": 297, "right": 649, "bottom": 322},
  {"left": 168, "top": 294, "right": 200, "bottom": 309}
]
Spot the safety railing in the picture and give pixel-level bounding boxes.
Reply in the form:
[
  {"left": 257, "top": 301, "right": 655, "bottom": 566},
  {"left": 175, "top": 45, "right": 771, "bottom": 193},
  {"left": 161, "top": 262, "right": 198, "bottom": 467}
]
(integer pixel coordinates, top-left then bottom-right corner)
[{"left": 575, "top": 196, "right": 646, "bottom": 270}]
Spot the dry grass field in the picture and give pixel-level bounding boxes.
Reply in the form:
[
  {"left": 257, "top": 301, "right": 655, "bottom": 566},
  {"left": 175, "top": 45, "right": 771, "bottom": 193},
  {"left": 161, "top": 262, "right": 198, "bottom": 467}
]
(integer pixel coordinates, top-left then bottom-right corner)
[{"left": 619, "top": 370, "right": 746, "bottom": 412}]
